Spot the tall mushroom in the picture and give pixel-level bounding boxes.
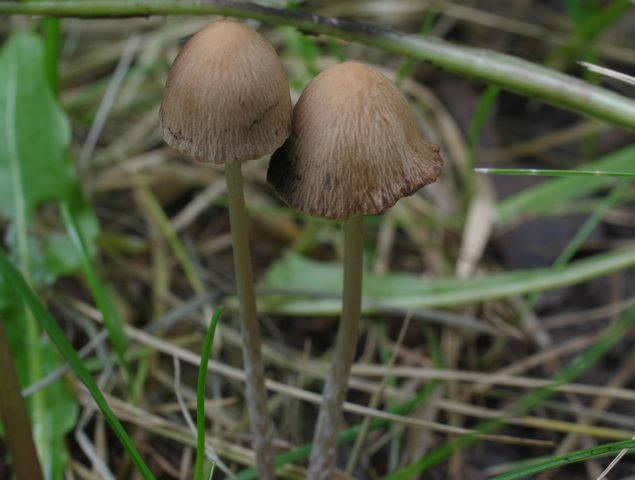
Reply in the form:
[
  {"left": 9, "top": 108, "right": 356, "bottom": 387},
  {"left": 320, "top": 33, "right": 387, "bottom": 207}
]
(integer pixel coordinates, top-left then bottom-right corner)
[
  {"left": 159, "top": 20, "right": 292, "bottom": 479},
  {"left": 267, "top": 61, "right": 443, "bottom": 479}
]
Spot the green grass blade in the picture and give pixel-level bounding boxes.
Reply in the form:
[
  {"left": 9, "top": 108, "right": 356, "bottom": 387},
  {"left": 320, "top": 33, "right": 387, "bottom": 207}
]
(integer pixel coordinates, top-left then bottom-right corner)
[
  {"left": 495, "top": 143, "right": 635, "bottom": 224},
  {"left": 60, "top": 201, "right": 131, "bottom": 381},
  {"left": 1, "top": 2, "right": 635, "bottom": 129},
  {"left": 386, "top": 304, "right": 635, "bottom": 479},
  {"left": 491, "top": 439, "right": 635, "bottom": 479},
  {"left": 477, "top": 168, "right": 635, "bottom": 178},
  {"left": 0, "top": 248, "right": 155, "bottom": 480},
  {"left": 38, "top": 18, "right": 60, "bottom": 96},
  {"left": 135, "top": 182, "right": 205, "bottom": 295},
  {"left": 194, "top": 307, "right": 223, "bottom": 480}
]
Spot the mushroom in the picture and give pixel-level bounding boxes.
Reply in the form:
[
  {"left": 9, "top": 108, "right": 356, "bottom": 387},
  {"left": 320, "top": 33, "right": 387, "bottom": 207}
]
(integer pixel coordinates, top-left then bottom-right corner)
[
  {"left": 159, "top": 20, "right": 292, "bottom": 479},
  {"left": 267, "top": 61, "right": 442, "bottom": 479}
]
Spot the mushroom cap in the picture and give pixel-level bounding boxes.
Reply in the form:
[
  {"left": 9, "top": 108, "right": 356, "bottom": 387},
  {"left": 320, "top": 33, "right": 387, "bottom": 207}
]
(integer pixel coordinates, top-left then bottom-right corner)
[
  {"left": 267, "top": 62, "right": 443, "bottom": 221},
  {"left": 159, "top": 20, "right": 292, "bottom": 164}
]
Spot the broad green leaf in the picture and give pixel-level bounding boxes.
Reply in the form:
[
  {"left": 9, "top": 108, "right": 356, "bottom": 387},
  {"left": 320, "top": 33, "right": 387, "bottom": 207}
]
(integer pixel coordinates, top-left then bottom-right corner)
[
  {"left": 0, "top": 33, "right": 75, "bottom": 220},
  {"left": 0, "top": 32, "right": 87, "bottom": 478},
  {"left": 258, "top": 249, "right": 635, "bottom": 315},
  {"left": 496, "top": 143, "right": 635, "bottom": 224}
]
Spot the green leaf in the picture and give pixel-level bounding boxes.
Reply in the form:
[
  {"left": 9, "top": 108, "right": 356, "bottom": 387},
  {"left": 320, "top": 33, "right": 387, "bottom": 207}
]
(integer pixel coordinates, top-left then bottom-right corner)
[
  {"left": 258, "top": 249, "right": 635, "bottom": 314},
  {"left": 0, "top": 31, "right": 94, "bottom": 478},
  {"left": 0, "top": 32, "right": 75, "bottom": 221}
]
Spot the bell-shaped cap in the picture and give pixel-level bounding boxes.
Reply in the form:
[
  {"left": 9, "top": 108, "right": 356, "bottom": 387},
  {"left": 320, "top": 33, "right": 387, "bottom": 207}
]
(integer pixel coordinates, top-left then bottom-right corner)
[
  {"left": 159, "top": 20, "right": 292, "bottom": 164},
  {"left": 267, "top": 62, "right": 443, "bottom": 221}
]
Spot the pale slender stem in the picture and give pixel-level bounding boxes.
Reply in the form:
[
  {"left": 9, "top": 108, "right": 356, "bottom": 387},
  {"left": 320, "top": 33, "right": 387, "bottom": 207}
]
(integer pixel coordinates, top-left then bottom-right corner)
[
  {"left": 224, "top": 162, "right": 275, "bottom": 480},
  {"left": 308, "top": 215, "right": 364, "bottom": 480}
]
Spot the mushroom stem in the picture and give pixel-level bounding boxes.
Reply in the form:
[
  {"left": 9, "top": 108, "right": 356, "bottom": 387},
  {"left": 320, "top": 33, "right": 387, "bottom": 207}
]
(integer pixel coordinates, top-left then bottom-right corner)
[
  {"left": 224, "top": 162, "right": 275, "bottom": 480},
  {"left": 308, "top": 214, "right": 364, "bottom": 480}
]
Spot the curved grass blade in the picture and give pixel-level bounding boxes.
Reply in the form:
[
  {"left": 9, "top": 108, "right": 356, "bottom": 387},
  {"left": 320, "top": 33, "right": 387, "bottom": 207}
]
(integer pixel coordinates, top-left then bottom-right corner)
[
  {"left": 491, "top": 439, "right": 635, "bottom": 480},
  {"left": 60, "top": 201, "right": 131, "bottom": 382},
  {"left": 194, "top": 306, "right": 223, "bottom": 480},
  {"left": 0, "top": 248, "right": 155, "bottom": 480},
  {"left": 259, "top": 248, "right": 635, "bottom": 314},
  {"left": 477, "top": 168, "right": 635, "bottom": 178}
]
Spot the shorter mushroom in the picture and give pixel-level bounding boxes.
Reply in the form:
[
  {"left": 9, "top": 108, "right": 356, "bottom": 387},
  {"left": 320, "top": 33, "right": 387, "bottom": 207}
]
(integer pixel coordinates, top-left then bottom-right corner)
[
  {"left": 160, "top": 20, "right": 292, "bottom": 480},
  {"left": 267, "top": 61, "right": 442, "bottom": 480}
]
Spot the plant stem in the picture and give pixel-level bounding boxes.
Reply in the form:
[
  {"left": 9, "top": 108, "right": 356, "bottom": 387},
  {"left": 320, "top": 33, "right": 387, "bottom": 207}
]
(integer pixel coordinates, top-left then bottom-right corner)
[
  {"left": 308, "top": 215, "right": 364, "bottom": 480},
  {"left": 0, "top": 1, "right": 634, "bottom": 130},
  {"left": 224, "top": 162, "right": 275, "bottom": 480},
  {"left": 0, "top": 320, "right": 44, "bottom": 480}
]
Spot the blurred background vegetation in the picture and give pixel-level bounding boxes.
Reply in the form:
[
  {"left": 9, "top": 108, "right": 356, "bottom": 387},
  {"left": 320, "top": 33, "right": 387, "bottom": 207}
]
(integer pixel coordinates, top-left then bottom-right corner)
[{"left": 1, "top": 1, "right": 635, "bottom": 479}]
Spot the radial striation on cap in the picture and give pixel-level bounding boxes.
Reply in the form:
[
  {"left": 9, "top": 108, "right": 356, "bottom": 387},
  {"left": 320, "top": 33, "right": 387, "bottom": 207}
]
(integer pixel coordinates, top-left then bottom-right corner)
[
  {"left": 267, "top": 62, "right": 443, "bottom": 221},
  {"left": 159, "top": 20, "right": 292, "bottom": 164}
]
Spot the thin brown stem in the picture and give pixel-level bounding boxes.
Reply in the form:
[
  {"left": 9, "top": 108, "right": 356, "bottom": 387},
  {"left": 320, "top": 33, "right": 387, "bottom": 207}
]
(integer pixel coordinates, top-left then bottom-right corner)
[
  {"left": 308, "top": 215, "right": 364, "bottom": 479},
  {"left": 0, "top": 320, "right": 44, "bottom": 480},
  {"left": 224, "top": 162, "right": 275, "bottom": 479}
]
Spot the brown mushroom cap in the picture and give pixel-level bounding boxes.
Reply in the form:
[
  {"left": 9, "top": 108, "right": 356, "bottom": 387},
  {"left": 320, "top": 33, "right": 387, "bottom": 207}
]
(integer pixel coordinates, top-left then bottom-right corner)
[
  {"left": 267, "top": 62, "right": 443, "bottom": 221},
  {"left": 159, "top": 20, "right": 292, "bottom": 164}
]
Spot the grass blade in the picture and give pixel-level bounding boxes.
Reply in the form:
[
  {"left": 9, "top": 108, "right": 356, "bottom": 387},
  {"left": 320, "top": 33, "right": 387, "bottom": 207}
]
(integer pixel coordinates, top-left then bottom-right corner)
[
  {"left": 0, "top": 248, "right": 155, "bottom": 480},
  {"left": 477, "top": 168, "right": 635, "bottom": 178},
  {"left": 491, "top": 439, "right": 635, "bottom": 479},
  {"left": 495, "top": 143, "right": 635, "bottom": 224},
  {"left": 194, "top": 307, "right": 223, "bottom": 480},
  {"left": 1, "top": 2, "right": 635, "bottom": 129},
  {"left": 60, "top": 201, "right": 131, "bottom": 381}
]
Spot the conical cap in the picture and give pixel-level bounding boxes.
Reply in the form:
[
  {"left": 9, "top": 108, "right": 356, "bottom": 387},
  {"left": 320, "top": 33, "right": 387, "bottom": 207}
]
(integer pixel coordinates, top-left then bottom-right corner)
[
  {"left": 159, "top": 20, "right": 292, "bottom": 164},
  {"left": 267, "top": 62, "right": 443, "bottom": 220}
]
